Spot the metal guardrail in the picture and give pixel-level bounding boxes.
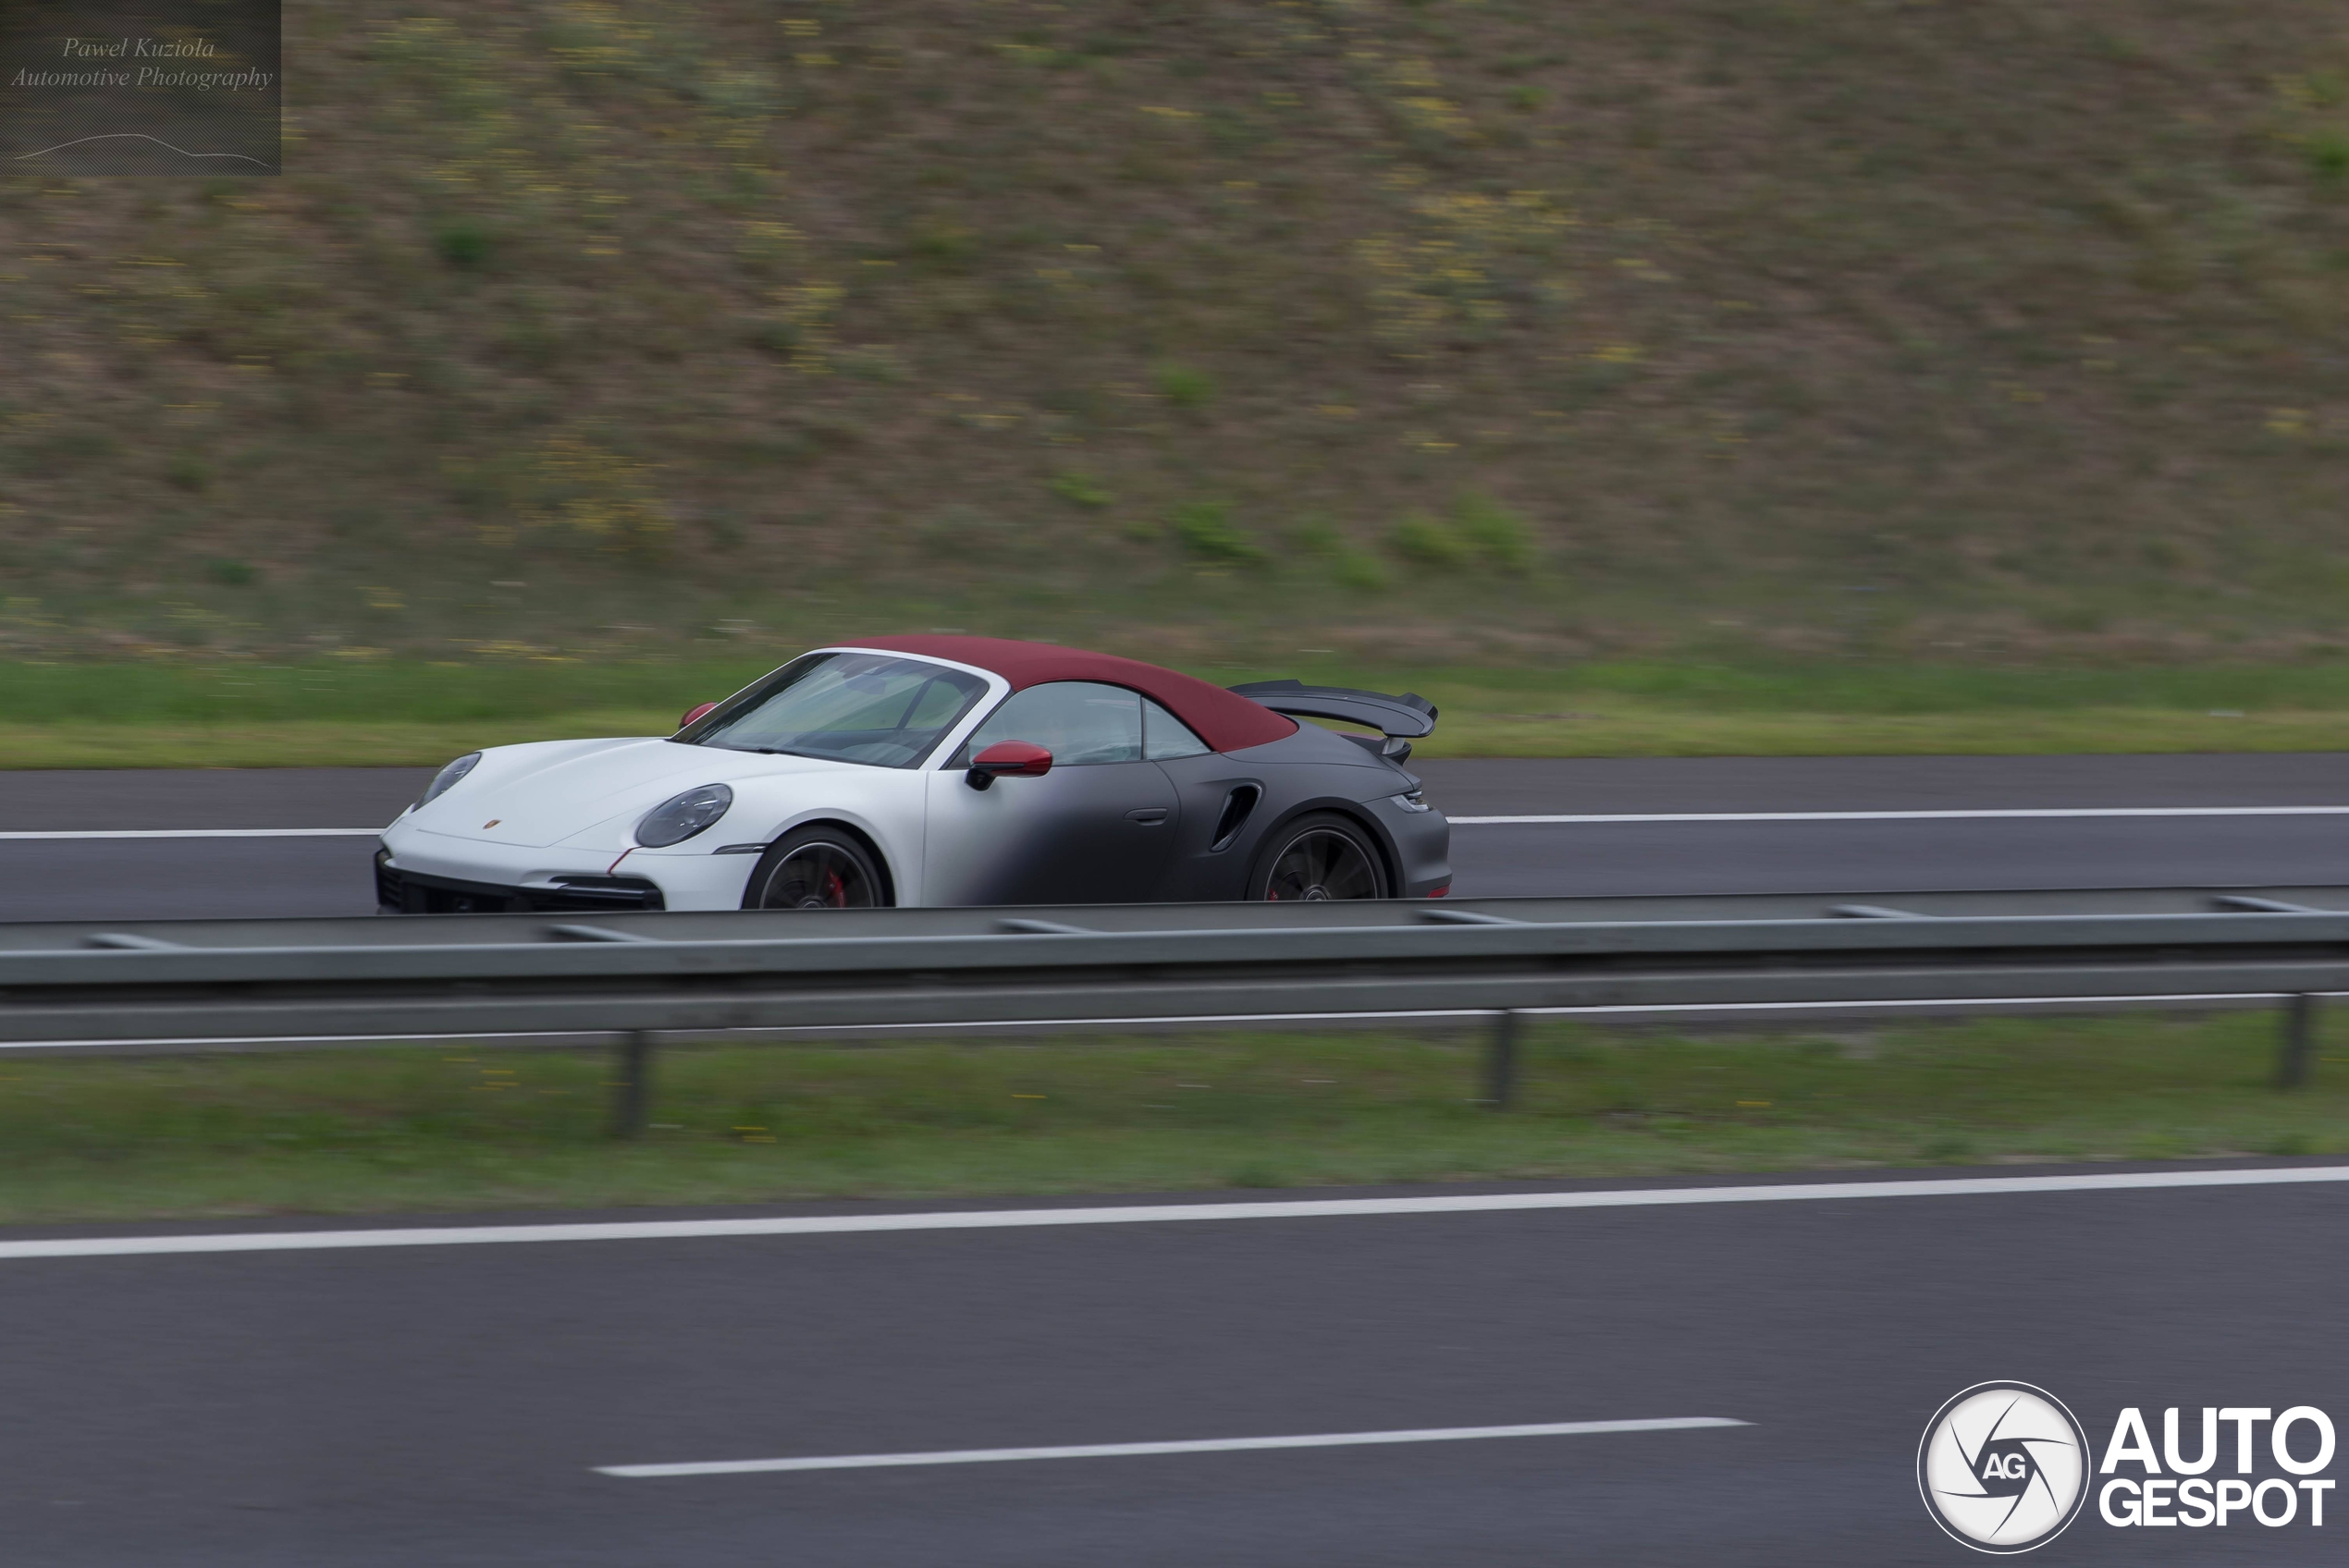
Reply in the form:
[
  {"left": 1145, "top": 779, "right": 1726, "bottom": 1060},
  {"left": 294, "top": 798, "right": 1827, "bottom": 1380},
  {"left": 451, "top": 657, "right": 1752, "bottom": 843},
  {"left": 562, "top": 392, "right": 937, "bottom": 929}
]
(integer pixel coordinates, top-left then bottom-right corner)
[{"left": 4, "top": 886, "right": 2343, "bottom": 1132}]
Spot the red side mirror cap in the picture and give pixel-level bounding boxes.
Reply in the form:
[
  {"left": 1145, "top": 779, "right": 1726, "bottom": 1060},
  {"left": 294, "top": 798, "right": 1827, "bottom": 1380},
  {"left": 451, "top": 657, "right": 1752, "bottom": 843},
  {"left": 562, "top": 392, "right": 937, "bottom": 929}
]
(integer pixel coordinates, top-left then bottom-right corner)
[
  {"left": 966, "top": 740, "right": 1052, "bottom": 790},
  {"left": 679, "top": 702, "right": 719, "bottom": 729}
]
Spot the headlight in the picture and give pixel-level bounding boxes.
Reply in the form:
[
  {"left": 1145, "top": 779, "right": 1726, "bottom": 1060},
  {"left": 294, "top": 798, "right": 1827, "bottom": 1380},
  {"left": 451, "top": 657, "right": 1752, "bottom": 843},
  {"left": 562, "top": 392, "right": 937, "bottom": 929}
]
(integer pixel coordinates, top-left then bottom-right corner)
[
  {"left": 636, "top": 783, "right": 732, "bottom": 847},
  {"left": 1391, "top": 791, "right": 1432, "bottom": 814},
  {"left": 415, "top": 752, "right": 481, "bottom": 810}
]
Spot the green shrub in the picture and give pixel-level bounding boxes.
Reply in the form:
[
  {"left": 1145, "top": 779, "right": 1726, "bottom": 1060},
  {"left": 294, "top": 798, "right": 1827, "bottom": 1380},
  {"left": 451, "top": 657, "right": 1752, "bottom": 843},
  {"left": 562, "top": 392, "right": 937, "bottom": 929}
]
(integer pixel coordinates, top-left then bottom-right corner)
[
  {"left": 1154, "top": 361, "right": 1216, "bottom": 410},
  {"left": 1331, "top": 548, "right": 1391, "bottom": 592},
  {"left": 747, "top": 319, "right": 800, "bottom": 356},
  {"left": 840, "top": 349, "right": 907, "bottom": 382},
  {"left": 1454, "top": 491, "right": 1535, "bottom": 569},
  {"left": 166, "top": 452, "right": 213, "bottom": 493},
  {"left": 907, "top": 221, "right": 979, "bottom": 271},
  {"left": 2311, "top": 127, "right": 2349, "bottom": 180},
  {"left": 1286, "top": 517, "right": 1342, "bottom": 557},
  {"left": 1388, "top": 511, "right": 1470, "bottom": 568},
  {"left": 1050, "top": 470, "right": 1111, "bottom": 508},
  {"left": 433, "top": 220, "right": 493, "bottom": 267},
  {"left": 1170, "top": 500, "right": 1262, "bottom": 562},
  {"left": 205, "top": 558, "right": 255, "bottom": 586}
]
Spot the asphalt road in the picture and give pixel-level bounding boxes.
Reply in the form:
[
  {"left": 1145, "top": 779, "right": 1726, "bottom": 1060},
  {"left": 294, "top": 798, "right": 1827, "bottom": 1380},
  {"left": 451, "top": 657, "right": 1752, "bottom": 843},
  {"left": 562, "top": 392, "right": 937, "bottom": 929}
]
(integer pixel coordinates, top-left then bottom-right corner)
[
  {"left": 5, "top": 756, "right": 2349, "bottom": 920},
  {"left": 4, "top": 1166, "right": 2342, "bottom": 1566}
]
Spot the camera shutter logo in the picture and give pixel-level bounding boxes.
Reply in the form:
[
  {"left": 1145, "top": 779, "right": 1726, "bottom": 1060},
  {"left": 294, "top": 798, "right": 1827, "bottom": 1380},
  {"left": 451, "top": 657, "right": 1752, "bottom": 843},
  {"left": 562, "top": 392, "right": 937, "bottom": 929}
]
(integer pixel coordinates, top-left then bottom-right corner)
[{"left": 1918, "top": 1382, "right": 2091, "bottom": 1552}]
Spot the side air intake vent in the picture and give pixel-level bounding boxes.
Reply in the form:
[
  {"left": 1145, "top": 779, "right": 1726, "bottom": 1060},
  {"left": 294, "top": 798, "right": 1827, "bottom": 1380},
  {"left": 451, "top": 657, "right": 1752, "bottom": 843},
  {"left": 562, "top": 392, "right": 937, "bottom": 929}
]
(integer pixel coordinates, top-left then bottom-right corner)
[{"left": 1210, "top": 785, "right": 1261, "bottom": 851}]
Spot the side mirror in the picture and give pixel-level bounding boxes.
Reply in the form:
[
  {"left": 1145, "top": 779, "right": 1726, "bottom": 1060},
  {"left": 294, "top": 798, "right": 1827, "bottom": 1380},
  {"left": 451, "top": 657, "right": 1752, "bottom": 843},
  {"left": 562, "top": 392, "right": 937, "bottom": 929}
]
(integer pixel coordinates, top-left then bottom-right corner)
[
  {"left": 679, "top": 702, "right": 719, "bottom": 729},
  {"left": 965, "top": 740, "right": 1052, "bottom": 790}
]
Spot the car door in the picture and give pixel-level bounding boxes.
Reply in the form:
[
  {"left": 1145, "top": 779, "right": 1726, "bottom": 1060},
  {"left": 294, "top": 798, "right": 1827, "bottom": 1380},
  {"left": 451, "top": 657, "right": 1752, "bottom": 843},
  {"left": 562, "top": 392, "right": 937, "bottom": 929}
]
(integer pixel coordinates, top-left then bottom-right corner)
[{"left": 923, "top": 681, "right": 1180, "bottom": 905}]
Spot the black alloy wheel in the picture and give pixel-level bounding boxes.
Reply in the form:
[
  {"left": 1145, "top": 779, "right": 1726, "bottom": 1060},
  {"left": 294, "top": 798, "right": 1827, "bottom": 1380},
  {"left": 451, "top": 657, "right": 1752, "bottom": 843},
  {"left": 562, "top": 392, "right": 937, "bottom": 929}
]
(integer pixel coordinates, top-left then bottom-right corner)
[
  {"left": 744, "top": 827, "right": 886, "bottom": 910},
  {"left": 1251, "top": 813, "right": 1387, "bottom": 901}
]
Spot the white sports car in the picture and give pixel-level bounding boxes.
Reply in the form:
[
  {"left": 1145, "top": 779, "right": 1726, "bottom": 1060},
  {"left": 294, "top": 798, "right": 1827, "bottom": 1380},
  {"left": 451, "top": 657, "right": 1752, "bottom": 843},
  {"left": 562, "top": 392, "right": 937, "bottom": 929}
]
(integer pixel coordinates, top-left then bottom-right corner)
[{"left": 376, "top": 635, "right": 1451, "bottom": 913}]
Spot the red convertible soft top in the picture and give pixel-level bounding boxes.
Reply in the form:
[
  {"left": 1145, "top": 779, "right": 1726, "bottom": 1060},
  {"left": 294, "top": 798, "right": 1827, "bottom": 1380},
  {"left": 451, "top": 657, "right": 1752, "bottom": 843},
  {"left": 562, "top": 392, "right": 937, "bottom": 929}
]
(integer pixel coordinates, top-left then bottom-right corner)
[{"left": 836, "top": 635, "right": 1297, "bottom": 754}]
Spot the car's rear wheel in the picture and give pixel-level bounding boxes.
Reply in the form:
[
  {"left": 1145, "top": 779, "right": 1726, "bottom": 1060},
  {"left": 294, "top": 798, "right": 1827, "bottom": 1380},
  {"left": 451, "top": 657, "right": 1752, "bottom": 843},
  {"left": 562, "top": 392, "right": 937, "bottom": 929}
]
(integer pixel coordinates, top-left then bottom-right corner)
[
  {"left": 744, "top": 826, "right": 888, "bottom": 910},
  {"left": 1249, "top": 813, "right": 1387, "bottom": 901}
]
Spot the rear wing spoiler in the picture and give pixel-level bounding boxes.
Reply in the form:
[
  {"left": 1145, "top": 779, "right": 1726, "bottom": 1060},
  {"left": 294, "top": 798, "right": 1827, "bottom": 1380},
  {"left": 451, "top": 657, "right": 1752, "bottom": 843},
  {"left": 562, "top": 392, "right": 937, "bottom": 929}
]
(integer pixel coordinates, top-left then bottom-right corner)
[{"left": 1228, "top": 680, "right": 1438, "bottom": 745}]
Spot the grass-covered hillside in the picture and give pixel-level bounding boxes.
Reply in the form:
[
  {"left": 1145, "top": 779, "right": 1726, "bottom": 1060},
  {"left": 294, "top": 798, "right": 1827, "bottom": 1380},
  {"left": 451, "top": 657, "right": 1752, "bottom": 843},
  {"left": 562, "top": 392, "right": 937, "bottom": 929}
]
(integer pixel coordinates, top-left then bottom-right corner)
[{"left": 6, "top": 0, "right": 2349, "bottom": 669}]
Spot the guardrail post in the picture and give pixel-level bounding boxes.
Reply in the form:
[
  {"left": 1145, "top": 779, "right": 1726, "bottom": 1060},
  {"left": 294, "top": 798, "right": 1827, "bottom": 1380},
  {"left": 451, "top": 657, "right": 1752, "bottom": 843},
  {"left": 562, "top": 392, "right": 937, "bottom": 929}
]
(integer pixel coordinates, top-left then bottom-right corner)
[
  {"left": 611, "top": 1030, "right": 655, "bottom": 1138},
  {"left": 1482, "top": 1010, "right": 1520, "bottom": 1110},
  {"left": 2277, "top": 994, "right": 2318, "bottom": 1091}
]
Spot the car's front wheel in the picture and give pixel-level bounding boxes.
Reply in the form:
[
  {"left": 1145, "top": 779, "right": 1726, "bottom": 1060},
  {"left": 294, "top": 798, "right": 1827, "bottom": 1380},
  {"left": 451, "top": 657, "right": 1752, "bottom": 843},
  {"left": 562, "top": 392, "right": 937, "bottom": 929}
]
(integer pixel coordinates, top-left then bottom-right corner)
[
  {"left": 743, "top": 826, "right": 889, "bottom": 910},
  {"left": 1248, "top": 813, "right": 1388, "bottom": 901}
]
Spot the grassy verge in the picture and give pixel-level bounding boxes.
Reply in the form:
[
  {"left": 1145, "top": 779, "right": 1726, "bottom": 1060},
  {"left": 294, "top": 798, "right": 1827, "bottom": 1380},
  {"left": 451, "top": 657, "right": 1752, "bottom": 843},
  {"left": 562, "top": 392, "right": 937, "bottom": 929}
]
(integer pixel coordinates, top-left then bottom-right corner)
[
  {"left": 6, "top": 659, "right": 2349, "bottom": 767},
  {"left": 0, "top": 716, "right": 677, "bottom": 771},
  {"left": 18, "top": 710, "right": 2349, "bottom": 769},
  {"left": 3, "top": 1015, "right": 2342, "bottom": 1226}
]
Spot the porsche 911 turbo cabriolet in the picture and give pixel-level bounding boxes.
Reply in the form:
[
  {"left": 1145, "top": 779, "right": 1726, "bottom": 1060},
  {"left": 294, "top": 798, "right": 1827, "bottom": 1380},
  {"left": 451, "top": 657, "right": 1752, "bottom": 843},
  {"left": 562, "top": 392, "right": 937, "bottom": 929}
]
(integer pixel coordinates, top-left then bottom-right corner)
[{"left": 375, "top": 635, "right": 1450, "bottom": 913}]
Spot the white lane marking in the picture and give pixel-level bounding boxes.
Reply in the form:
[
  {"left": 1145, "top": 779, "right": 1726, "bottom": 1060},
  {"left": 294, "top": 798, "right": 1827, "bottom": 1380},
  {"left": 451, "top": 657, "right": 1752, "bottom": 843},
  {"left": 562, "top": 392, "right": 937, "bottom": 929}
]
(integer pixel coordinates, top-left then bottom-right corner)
[
  {"left": 596, "top": 1417, "right": 1750, "bottom": 1479},
  {"left": 6, "top": 1165, "right": 2345, "bottom": 1262},
  {"left": 1452, "top": 806, "right": 2349, "bottom": 825},
  {"left": 0, "top": 828, "right": 383, "bottom": 840}
]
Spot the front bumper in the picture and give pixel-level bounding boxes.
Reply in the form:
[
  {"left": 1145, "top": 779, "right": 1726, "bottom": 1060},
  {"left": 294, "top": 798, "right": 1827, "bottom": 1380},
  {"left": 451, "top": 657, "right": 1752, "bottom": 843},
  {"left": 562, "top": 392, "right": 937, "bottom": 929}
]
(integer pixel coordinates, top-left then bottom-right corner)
[
  {"left": 376, "top": 853, "right": 667, "bottom": 913},
  {"left": 375, "top": 823, "right": 758, "bottom": 913}
]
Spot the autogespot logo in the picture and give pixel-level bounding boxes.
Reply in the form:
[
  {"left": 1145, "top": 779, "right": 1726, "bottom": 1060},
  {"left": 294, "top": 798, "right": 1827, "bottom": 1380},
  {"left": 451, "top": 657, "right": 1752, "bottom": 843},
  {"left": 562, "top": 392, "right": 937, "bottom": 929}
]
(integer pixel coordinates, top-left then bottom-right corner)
[{"left": 1918, "top": 1382, "right": 2091, "bottom": 1553}]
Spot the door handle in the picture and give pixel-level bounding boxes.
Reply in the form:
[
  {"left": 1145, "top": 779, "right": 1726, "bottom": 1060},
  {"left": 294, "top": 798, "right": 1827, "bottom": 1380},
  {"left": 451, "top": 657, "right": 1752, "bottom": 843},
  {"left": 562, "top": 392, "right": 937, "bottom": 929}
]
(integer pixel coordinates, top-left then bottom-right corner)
[{"left": 1125, "top": 807, "right": 1170, "bottom": 826}]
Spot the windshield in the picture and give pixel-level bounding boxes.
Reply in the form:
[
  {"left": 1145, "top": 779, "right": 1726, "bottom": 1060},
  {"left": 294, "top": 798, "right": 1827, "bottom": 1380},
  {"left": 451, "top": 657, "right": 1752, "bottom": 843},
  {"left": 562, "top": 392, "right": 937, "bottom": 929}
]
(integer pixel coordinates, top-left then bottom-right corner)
[{"left": 688, "top": 653, "right": 989, "bottom": 767}]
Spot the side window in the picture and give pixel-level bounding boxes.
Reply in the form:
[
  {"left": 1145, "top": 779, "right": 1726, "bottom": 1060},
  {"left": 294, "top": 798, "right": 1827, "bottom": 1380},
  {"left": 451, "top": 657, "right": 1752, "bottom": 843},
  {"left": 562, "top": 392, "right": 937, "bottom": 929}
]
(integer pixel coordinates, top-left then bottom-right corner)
[
  {"left": 1141, "top": 697, "right": 1211, "bottom": 760},
  {"left": 953, "top": 682, "right": 1143, "bottom": 766}
]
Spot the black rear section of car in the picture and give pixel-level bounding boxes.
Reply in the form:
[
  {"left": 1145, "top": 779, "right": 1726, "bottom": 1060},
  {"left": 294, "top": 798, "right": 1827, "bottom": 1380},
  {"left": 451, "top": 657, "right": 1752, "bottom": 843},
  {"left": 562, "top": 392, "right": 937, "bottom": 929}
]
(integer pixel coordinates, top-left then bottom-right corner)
[{"left": 1147, "top": 712, "right": 1450, "bottom": 901}]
